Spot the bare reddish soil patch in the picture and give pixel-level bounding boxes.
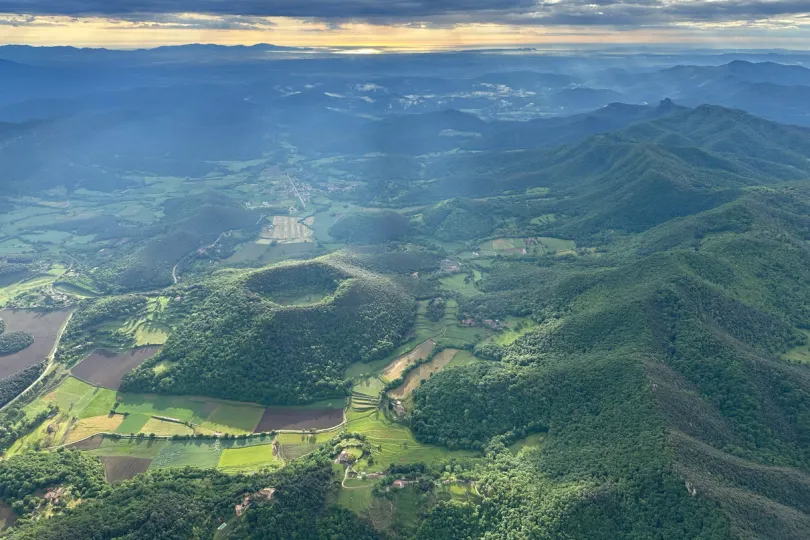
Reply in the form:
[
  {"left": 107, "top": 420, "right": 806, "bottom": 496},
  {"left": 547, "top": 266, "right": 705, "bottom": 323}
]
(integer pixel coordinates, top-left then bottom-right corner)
[
  {"left": 66, "top": 434, "right": 103, "bottom": 450},
  {"left": 254, "top": 407, "right": 344, "bottom": 432},
  {"left": 71, "top": 346, "right": 160, "bottom": 390},
  {"left": 100, "top": 456, "right": 152, "bottom": 483},
  {"left": 0, "top": 309, "right": 71, "bottom": 380}
]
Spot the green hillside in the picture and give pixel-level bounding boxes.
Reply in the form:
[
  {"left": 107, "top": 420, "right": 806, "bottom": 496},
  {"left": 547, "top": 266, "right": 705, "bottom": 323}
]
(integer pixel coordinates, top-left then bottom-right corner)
[
  {"left": 411, "top": 185, "right": 810, "bottom": 538},
  {"left": 423, "top": 106, "right": 810, "bottom": 239},
  {"left": 3, "top": 99, "right": 810, "bottom": 540},
  {"left": 121, "top": 258, "right": 415, "bottom": 404}
]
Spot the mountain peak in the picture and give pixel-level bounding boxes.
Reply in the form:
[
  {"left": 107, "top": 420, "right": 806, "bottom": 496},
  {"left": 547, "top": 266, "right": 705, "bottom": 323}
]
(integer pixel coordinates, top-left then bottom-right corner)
[{"left": 658, "top": 98, "right": 677, "bottom": 110}]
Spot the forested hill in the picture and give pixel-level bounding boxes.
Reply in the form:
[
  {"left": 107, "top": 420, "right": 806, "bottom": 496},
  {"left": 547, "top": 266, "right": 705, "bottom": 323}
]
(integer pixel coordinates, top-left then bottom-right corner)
[
  {"left": 417, "top": 104, "right": 810, "bottom": 238},
  {"left": 121, "top": 258, "right": 415, "bottom": 404},
  {"left": 411, "top": 185, "right": 810, "bottom": 538}
]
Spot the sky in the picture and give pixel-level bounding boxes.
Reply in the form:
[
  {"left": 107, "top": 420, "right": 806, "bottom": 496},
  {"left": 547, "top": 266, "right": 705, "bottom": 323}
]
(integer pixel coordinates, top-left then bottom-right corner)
[{"left": 0, "top": 1, "right": 808, "bottom": 49}]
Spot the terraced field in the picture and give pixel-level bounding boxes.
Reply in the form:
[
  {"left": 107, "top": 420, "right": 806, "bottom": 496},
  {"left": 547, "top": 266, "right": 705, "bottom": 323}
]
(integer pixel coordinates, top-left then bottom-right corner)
[
  {"left": 39, "top": 376, "right": 267, "bottom": 439},
  {"left": 343, "top": 408, "right": 475, "bottom": 473},
  {"left": 381, "top": 339, "right": 435, "bottom": 383},
  {"left": 388, "top": 348, "right": 460, "bottom": 400}
]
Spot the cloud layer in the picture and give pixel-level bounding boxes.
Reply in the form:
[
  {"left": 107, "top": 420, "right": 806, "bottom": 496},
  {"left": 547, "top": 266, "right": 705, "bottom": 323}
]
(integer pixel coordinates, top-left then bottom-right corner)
[{"left": 0, "top": 0, "right": 807, "bottom": 28}]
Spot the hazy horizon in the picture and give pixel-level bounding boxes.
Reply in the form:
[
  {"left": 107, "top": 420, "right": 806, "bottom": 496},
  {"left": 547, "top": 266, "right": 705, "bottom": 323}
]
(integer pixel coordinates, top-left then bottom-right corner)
[{"left": 0, "top": 1, "right": 808, "bottom": 50}]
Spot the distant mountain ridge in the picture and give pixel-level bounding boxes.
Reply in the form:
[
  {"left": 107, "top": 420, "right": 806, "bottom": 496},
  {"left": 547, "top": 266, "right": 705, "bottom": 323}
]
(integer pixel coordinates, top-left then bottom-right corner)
[{"left": 423, "top": 103, "right": 810, "bottom": 234}]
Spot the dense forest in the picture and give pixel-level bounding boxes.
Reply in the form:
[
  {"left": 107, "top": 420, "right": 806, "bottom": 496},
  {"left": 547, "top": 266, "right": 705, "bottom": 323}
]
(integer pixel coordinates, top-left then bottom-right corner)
[
  {"left": 0, "top": 332, "right": 33, "bottom": 356},
  {"left": 410, "top": 185, "right": 810, "bottom": 538},
  {"left": 3, "top": 454, "right": 377, "bottom": 539},
  {"left": 122, "top": 259, "right": 415, "bottom": 404},
  {"left": 0, "top": 363, "right": 43, "bottom": 407}
]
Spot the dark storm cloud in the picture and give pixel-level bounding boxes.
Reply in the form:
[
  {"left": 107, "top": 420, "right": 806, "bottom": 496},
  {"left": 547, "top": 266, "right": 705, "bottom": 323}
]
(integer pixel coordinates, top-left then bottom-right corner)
[
  {"left": 0, "top": 0, "right": 537, "bottom": 19},
  {"left": 0, "top": 0, "right": 808, "bottom": 27}
]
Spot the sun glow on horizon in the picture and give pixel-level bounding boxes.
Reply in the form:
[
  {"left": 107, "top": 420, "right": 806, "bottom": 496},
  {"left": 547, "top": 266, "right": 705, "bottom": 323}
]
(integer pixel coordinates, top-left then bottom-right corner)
[{"left": 0, "top": 14, "right": 809, "bottom": 50}]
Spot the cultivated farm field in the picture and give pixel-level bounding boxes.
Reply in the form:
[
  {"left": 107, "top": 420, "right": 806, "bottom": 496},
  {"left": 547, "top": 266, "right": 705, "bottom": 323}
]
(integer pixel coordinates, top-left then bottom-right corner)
[
  {"left": 100, "top": 455, "right": 152, "bottom": 483},
  {"left": 344, "top": 408, "right": 474, "bottom": 473},
  {"left": 381, "top": 339, "right": 435, "bottom": 383},
  {"left": 217, "top": 444, "right": 281, "bottom": 473},
  {"left": 71, "top": 347, "right": 161, "bottom": 390},
  {"left": 0, "top": 309, "right": 71, "bottom": 379},
  {"left": 388, "top": 348, "right": 460, "bottom": 400},
  {"left": 254, "top": 406, "right": 344, "bottom": 432}
]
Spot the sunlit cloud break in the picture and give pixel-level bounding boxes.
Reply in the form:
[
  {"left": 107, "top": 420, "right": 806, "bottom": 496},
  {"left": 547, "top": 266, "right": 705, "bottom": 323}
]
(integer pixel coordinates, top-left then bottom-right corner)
[{"left": 0, "top": 0, "right": 808, "bottom": 48}]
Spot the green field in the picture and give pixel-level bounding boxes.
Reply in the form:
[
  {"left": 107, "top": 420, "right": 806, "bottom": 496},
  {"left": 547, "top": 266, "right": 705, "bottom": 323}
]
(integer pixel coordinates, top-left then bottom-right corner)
[
  {"left": 116, "top": 414, "right": 150, "bottom": 434},
  {"left": 151, "top": 440, "right": 223, "bottom": 469},
  {"left": 439, "top": 273, "right": 482, "bottom": 297},
  {"left": 344, "top": 409, "right": 475, "bottom": 473},
  {"left": 40, "top": 377, "right": 267, "bottom": 438},
  {"left": 344, "top": 356, "right": 393, "bottom": 379},
  {"left": 20, "top": 231, "right": 73, "bottom": 244},
  {"left": 43, "top": 377, "right": 106, "bottom": 416},
  {"left": 0, "top": 264, "right": 67, "bottom": 306},
  {"left": 54, "top": 282, "right": 99, "bottom": 298},
  {"left": 217, "top": 444, "right": 282, "bottom": 473},
  {"left": 412, "top": 298, "right": 458, "bottom": 344},
  {"left": 445, "top": 350, "right": 480, "bottom": 369},
  {"left": 530, "top": 213, "right": 557, "bottom": 225},
  {"left": 353, "top": 376, "right": 385, "bottom": 398},
  {"left": 437, "top": 482, "right": 479, "bottom": 503},
  {"left": 439, "top": 325, "right": 488, "bottom": 347},
  {"left": 478, "top": 237, "right": 524, "bottom": 256},
  {"left": 90, "top": 437, "right": 167, "bottom": 459},
  {"left": 783, "top": 330, "right": 810, "bottom": 363},
  {"left": 337, "top": 484, "right": 375, "bottom": 514},
  {"left": 200, "top": 403, "right": 264, "bottom": 434},
  {"left": 508, "top": 433, "right": 546, "bottom": 454},
  {"left": 491, "top": 317, "right": 539, "bottom": 346},
  {"left": 0, "top": 238, "right": 33, "bottom": 255},
  {"left": 116, "top": 296, "right": 173, "bottom": 346},
  {"left": 536, "top": 236, "right": 576, "bottom": 253}
]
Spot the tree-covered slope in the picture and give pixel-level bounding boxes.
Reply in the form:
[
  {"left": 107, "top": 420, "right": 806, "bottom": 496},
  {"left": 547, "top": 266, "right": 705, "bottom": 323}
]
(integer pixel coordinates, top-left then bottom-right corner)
[
  {"left": 122, "top": 258, "right": 415, "bottom": 404},
  {"left": 4, "top": 455, "right": 377, "bottom": 540},
  {"left": 421, "top": 105, "right": 810, "bottom": 238},
  {"left": 411, "top": 186, "right": 810, "bottom": 538}
]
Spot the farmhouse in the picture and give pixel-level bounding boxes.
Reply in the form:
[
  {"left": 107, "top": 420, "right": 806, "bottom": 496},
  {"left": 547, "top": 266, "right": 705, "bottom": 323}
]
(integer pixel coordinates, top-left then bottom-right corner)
[
  {"left": 440, "top": 259, "right": 461, "bottom": 273},
  {"left": 391, "top": 399, "right": 406, "bottom": 417},
  {"left": 391, "top": 480, "right": 413, "bottom": 489},
  {"left": 483, "top": 319, "right": 502, "bottom": 330},
  {"left": 44, "top": 487, "right": 66, "bottom": 505},
  {"left": 335, "top": 450, "right": 352, "bottom": 465}
]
